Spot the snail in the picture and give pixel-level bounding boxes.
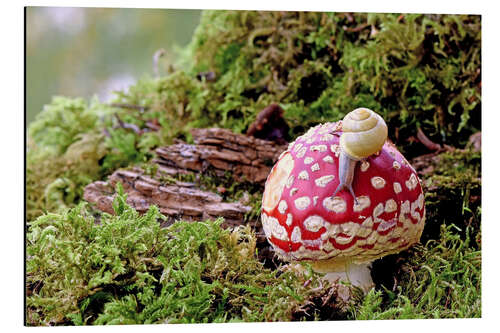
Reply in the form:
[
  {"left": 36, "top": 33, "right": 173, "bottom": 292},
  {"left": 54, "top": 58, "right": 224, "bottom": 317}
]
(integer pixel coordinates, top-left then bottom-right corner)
[{"left": 332, "top": 108, "right": 388, "bottom": 203}]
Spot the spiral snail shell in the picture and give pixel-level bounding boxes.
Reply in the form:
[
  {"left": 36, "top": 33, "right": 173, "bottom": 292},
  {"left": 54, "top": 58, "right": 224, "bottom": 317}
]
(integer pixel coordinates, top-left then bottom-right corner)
[
  {"left": 332, "top": 108, "right": 388, "bottom": 201},
  {"left": 340, "top": 108, "right": 388, "bottom": 160}
]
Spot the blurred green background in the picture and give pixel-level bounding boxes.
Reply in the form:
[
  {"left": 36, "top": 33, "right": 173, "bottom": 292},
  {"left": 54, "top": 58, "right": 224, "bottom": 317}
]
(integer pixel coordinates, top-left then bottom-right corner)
[{"left": 26, "top": 7, "right": 201, "bottom": 124}]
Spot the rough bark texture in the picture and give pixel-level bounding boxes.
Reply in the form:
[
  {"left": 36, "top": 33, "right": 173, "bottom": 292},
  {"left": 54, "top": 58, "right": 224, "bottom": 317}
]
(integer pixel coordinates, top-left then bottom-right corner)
[
  {"left": 154, "top": 128, "right": 287, "bottom": 184},
  {"left": 84, "top": 128, "right": 288, "bottom": 259},
  {"left": 84, "top": 167, "right": 254, "bottom": 229}
]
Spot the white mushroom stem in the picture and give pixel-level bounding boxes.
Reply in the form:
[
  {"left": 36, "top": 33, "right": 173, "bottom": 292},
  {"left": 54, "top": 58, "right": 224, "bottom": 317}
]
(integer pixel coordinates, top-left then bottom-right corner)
[{"left": 309, "top": 259, "right": 375, "bottom": 293}]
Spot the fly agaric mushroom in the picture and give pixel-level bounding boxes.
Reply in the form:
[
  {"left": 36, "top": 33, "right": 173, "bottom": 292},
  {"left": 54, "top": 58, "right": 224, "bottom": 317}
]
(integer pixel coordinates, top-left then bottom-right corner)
[{"left": 261, "top": 108, "right": 425, "bottom": 292}]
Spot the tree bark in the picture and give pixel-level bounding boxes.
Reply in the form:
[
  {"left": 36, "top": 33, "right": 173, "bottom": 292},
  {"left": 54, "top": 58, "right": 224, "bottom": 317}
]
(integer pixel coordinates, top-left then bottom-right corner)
[
  {"left": 154, "top": 128, "right": 287, "bottom": 184},
  {"left": 84, "top": 128, "right": 288, "bottom": 253}
]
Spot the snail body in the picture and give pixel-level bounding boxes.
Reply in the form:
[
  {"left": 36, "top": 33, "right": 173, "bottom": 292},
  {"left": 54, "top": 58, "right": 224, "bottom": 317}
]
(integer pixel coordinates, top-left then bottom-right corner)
[{"left": 332, "top": 108, "right": 388, "bottom": 201}]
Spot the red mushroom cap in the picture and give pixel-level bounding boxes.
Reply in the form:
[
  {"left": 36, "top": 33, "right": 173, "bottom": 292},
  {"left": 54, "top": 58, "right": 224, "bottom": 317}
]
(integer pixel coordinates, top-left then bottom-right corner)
[{"left": 261, "top": 121, "right": 425, "bottom": 264}]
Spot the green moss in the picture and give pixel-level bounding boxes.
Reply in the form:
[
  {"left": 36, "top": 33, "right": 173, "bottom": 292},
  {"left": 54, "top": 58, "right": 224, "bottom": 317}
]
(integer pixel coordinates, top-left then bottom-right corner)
[
  {"left": 355, "top": 224, "right": 481, "bottom": 319},
  {"left": 418, "top": 149, "right": 481, "bottom": 244},
  {"left": 110, "top": 12, "right": 480, "bottom": 155},
  {"left": 26, "top": 97, "right": 110, "bottom": 221},
  {"left": 26, "top": 10, "right": 482, "bottom": 323},
  {"left": 27, "top": 132, "right": 108, "bottom": 220},
  {"left": 26, "top": 184, "right": 325, "bottom": 325}
]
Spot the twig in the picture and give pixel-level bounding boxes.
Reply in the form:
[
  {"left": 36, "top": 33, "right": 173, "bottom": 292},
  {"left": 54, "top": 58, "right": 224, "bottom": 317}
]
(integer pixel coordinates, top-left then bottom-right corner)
[
  {"left": 110, "top": 103, "right": 149, "bottom": 112},
  {"left": 113, "top": 114, "right": 141, "bottom": 134},
  {"left": 343, "top": 23, "right": 370, "bottom": 33},
  {"left": 416, "top": 127, "right": 442, "bottom": 151},
  {"left": 153, "top": 48, "right": 167, "bottom": 78}
]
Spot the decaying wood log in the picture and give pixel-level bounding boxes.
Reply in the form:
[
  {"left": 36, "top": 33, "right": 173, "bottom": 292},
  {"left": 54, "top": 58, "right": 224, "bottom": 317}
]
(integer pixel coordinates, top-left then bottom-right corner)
[
  {"left": 154, "top": 127, "right": 288, "bottom": 184},
  {"left": 84, "top": 167, "right": 255, "bottom": 229},
  {"left": 84, "top": 128, "right": 289, "bottom": 257}
]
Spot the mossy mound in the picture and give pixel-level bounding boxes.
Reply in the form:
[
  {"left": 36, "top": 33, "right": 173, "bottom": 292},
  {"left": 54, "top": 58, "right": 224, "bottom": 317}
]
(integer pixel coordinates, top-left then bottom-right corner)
[
  {"left": 26, "top": 10, "right": 482, "bottom": 324},
  {"left": 414, "top": 148, "right": 481, "bottom": 245},
  {"left": 26, "top": 186, "right": 328, "bottom": 325}
]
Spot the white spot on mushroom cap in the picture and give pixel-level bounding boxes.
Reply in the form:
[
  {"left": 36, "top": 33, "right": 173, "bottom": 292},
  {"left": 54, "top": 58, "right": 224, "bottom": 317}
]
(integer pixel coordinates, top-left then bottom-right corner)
[
  {"left": 393, "top": 161, "right": 401, "bottom": 169},
  {"left": 371, "top": 176, "right": 386, "bottom": 189},
  {"left": 322, "top": 240, "right": 335, "bottom": 252},
  {"left": 330, "top": 144, "right": 341, "bottom": 157},
  {"left": 296, "top": 146, "right": 307, "bottom": 158},
  {"left": 262, "top": 152, "right": 294, "bottom": 212},
  {"left": 340, "top": 222, "right": 360, "bottom": 237},
  {"left": 290, "top": 188, "right": 298, "bottom": 196},
  {"left": 267, "top": 216, "right": 288, "bottom": 240},
  {"left": 353, "top": 196, "right": 371, "bottom": 212},
  {"left": 310, "top": 144, "right": 327, "bottom": 152},
  {"left": 399, "top": 200, "right": 412, "bottom": 228},
  {"left": 311, "top": 163, "right": 320, "bottom": 172},
  {"left": 302, "top": 238, "right": 323, "bottom": 248},
  {"left": 261, "top": 213, "right": 270, "bottom": 237},
  {"left": 304, "top": 157, "right": 314, "bottom": 164},
  {"left": 323, "top": 155, "right": 334, "bottom": 164},
  {"left": 313, "top": 196, "right": 319, "bottom": 206},
  {"left": 417, "top": 193, "right": 424, "bottom": 210},
  {"left": 295, "top": 196, "right": 311, "bottom": 210},
  {"left": 286, "top": 213, "right": 293, "bottom": 226},
  {"left": 320, "top": 133, "right": 334, "bottom": 141},
  {"left": 303, "top": 215, "right": 325, "bottom": 232},
  {"left": 393, "top": 182, "right": 402, "bottom": 194},
  {"left": 362, "top": 216, "right": 373, "bottom": 229},
  {"left": 357, "top": 217, "right": 373, "bottom": 237},
  {"left": 405, "top": 173, "right": 418, "bottom": 190},
  {"left": 411, "top": 199, "right": 421, "bottom": 221},
  {"left": 293, "top": 143, "right": 303, "bottom": 152},
  {"left": 365, "top": 230, "right": 379, "bottom": 245},
  {"left": 298, "top": 170, "right": 309, "bottom": 180},
  {"left": 377, "top": 219, "right": 397, "bottom": 232},
  {"left": 385, "top": 199, "right": 397, "bottom": 213},
  {"left": 315, "top": 175, "right": 335, "bottom": 187},
  {"left": 323, "top": 196, "right": 347, "bottom": 213},
  {"left": 291, "top": 226, "right": 302, "bottom": 243},
  {"left": 335, "top": 231, "right": 355, "bottom": 245},
  {"left": 318, "top": 125, "right": 330, "bottom": 134},
  {"left": 286, "top": 175, "right": 294, "bottom": 188},
  {"left": 278, "top": 200, "right": 288, "bottom": 214},
  {"left": 361, "top": 161, "right": 370, "bottom": 172},
  {"left": 373, "top": 203, "right": 384, "bottom": 218}
]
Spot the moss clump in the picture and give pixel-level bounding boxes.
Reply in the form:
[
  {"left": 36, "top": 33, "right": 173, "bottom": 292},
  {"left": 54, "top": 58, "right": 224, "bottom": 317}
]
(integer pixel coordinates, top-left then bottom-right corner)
[
  {"left": 186, "top": 12, "right": 480, "bottom": 150},
  {"left": 110, "top": 12, "right": 480, "bottom": 157},
  {"left": 27, "top": 96, "right": 154, "bottom": 221},
  {"left": 417, "top": 149, "right": 481, "bottom": 244},
  {"left": 26, "top": 184, "right": 326, "bottom": 325},
  {"left": 27, "top": 97, "right": 109, "bottom": 220},
  {"left": 361, "top": 224, "right": 481, "bottom": 319}
]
